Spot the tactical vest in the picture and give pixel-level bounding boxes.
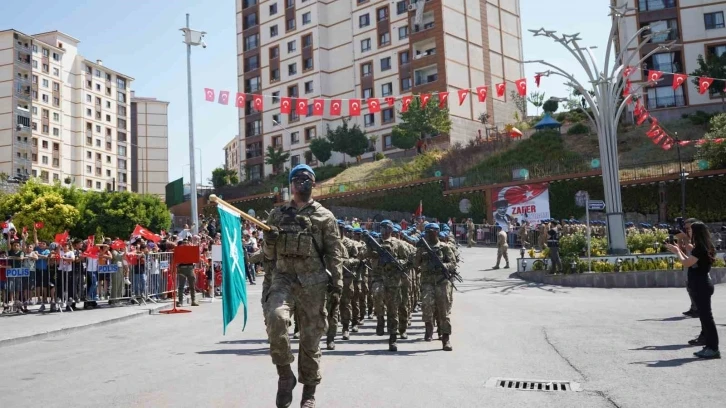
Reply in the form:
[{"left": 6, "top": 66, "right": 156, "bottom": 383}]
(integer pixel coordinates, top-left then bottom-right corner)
[{"left": 276, "top": 206, "right": 316, "bottom": 258}]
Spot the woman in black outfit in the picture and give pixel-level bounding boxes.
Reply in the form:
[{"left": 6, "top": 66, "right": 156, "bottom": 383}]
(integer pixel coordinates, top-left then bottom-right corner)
[{"left": 666, "top": 222, "right": 720, "bottom": 359}]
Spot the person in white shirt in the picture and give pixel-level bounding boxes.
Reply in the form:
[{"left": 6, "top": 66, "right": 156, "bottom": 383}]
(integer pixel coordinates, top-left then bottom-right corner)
[{"left": 2, "top": 215, "right": 15, "bottom": 238}]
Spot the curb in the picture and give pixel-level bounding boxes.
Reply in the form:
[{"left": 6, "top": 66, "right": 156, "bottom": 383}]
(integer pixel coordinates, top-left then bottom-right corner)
[
  {"left": 0, "top": 302, "right": 172, "bottom": 348},
  {"left": 517, "top": 268, "right": 726, "bottom": 288}
]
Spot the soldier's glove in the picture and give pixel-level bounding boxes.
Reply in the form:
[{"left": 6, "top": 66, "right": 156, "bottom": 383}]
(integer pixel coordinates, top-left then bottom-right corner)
[{"left": 264, "top": 226, "right": 280, "bottom": 243}]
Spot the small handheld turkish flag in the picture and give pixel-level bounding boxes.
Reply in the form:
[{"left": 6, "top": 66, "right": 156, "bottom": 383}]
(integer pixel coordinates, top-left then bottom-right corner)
[
  {"left": 515, "top": 78, "right": 527, "bottom": 96},
  {"left": 34, "top": 221, "right": 44, "bottom": 230},
  {"left": 280, "top": 97, "right": 292, "bottom": 114},
  {"left": 401, "top": 96, "right": 413, "bottom": 112},
  {"left": 367, "top": 98, "right": 381, "bottom": 113},
  {"left": 623, "top": 66, "right": 636, "bottom": 77},
  {"left": 458, "top": 89, "right": 469, "bottom": 105},
  {"left": 296, "top": 98, "right": 308, "bottom": 115},
  {"left": 330, "top": 99, "right": 342, "bottom": 115},
  {"left": 672, "top": 74, "right": 688, "bottom": 90},
  {"left": 385, "top": 97, "right": 396, "bottom": 107},
  {"left": 438, "top": 92, "right": 449, "bottom": 108},
  {"left": 698, "top": 77, "right": 714, "bottom": 94},
  {"left": 204, "top": 88, "right": 215, "bottom": 102},
  {"left": 534, "top": 73, "right": 542, "bottom": 88},
  {"left": 349, "top": 99, "right": 361, "bottom": 116},
  {"left": 312, "top": 99, "right": 325, "bottom": 115},
  {"left": 420, "top": 94, "right": 431, "bottom": 107},
  {"left": 496, "top": 83, "right": 506, "bottom": 98},
  {"left": 218, "top": 91, "right": 230, "bottom": 105},
  {"left": 235, "top": 92, "right": 246, "bottom": 108},
  {"left": 253, "top": 94, "right": 264, "bottom": 111},
  {"left": 476, "top": 86, "right": 488, "bottom": 102},
  {"left": 647, "top": 70, "right": 663, "bottom": 82}
]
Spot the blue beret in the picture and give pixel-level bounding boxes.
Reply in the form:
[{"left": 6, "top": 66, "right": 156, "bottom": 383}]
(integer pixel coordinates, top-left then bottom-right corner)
[
  {"left": 438, "top": 232, "right": 446, "bottom": 238},
  {"left": 442, "top": 224, "right": 450, "bottom": 231},
  {"left": 337, "top": 220, "right": 344, "bottom": 225},
  {"left": 424, "top": 223, "right": 440, "bottom": 231},
  {"left": 344, "top": 225, "right": 353, "bottom": 231},
  {"left": 353, "top": 227, "right": 362, "bottom": 233},
  {"left": 380, "top": 220, "right": 392, "bottom": 227},
  {"left": 289, "top": 164, "right": 315, "bottom": 183},
  {"left": 393, "top": 226, "right": 401, "bottom": 232}
]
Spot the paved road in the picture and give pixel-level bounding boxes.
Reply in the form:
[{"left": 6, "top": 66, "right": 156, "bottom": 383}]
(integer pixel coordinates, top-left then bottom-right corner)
[{"left": 1, "top": 247, "right": 724, "bottom": 408}]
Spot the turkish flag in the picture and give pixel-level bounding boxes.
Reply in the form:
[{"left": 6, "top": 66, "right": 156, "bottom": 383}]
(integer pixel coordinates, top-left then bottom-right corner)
[
  {"left": 111, "top": 239, "right": 126, "bottom": 251},
  {"left": 420, "top": 93, "right": 431, "bottom": 107},
  {"left": 634, "top": 100, "right": 644, "bottom": 117},
  {"left": 534, "top": 74, "right": 542, "bottom": 88},
  {"left": 132, "top": 224, "right": 162, "bottom": 243},
  {"left": 636, "top": 111, "right": 650, "bottom": 125},
  {"left": 647, "top": 70, "right": 663, "bottom": 82},
  {"left": 623, "top": 80, "right": 631, "bottom": 97},
  {"left": 401, "top": 96, "right": 413, "bottom": 112},
  {"left": 330, "top": 99, "right": 342, "bottom": 115},
  {"left": 495, "top": 83, "right": 506, "bottom": 98},
  {"left": 672, "top": 73, "right": 688, "bottom": 90},
  {"left": 203, "top": 88, "right": 215, "bottom": 102},
  {"left": 515, "top": 78, "right": 527, "bottom": 96},
  {"left": 349, "top": 99, "right": 361, "bottom": 116},
  {"left": 0, "top": 221, "right": 6, "bottom": 229},
  {"left": 295, "top": 98, "right": 308, "bottom": 115},
  {"left": 218, "top": 91, "right": 230, "bottom": 105},
  {"left": 54, "top": 231, "right": 69, "bottom": 245},
  {"left": 646, "top": 126, "right": 663, "bottom": 139},
  {"left": 499, "top": 183, "right": 548, "bottom": 206},
  {"left": 646, "top": 120, "right": 660, "bottom": 135},
  {"left": 662, "top": 138, "right": 674, "bottom": 150},
  {"left": 678, "top": 140, "right": 692, "bottom": 147},
  {"left": 312, "top": 99, "right": 325, "bottom": 115},
  {"left": 698, "top": 77, "right": 714, "bottom": 94},
  {"left": 385, "top": 97, "right": 396, "bottom": 107},
  {"left": 623, "top": 66, "right": 636, "bottom": 77},
  {"left": 476, "top": 86, "right": 488, "bottom": 102},
  {"left": 367, "top": 98, "right": 381, "bottom": 113},
  {"left": 253, "top": 94, "right": 264, "bottom": 111},
  {"left": 280, "top": 97, "right": 292, "bottom": 114},
  {"left": 458, "top": 89, "right": 469, "bottom": 105},
  {"left": 652, "top": 133, "right": 666, "bottom": 144},
  {"left": 438, "top": 92, "right": 449, "bottom": 108},
  {"left": 235, "top": 92, "right": 246, "bottom": 108},
  {"left": 34, "top": 221, "right": 44, "bottom": 230},
  {"left": 414, "top": 200, "right": 423, "bottom": 217}
]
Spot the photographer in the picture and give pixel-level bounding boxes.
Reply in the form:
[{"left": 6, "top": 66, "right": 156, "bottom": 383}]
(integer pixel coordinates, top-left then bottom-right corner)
[
  {"left": 674, "top": 218, "right": 700, "bottom": 317},
  {"left": 666, "top": 221, "right": 720, "bottom": 359}
]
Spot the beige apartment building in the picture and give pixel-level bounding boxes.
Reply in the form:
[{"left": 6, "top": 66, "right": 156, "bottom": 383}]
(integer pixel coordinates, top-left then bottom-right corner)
[
  {"left": 131, "top": 93, "right": 169, "bottom": 199},
  {"left": 224, "top": 135, "right": 242, "bottom": 178},
  {"left": 235, "top": 0, "right": 524, "bottom": 180},
  {"left": 0, "top": 29, "right": 168, "bottom": 196},
  {"left": 617, "top": 0, "right": 726, "bottom": 121}
]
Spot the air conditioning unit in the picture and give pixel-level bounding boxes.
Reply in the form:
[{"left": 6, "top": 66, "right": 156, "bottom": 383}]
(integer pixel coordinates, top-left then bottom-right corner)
[{"left": 408, "top": 3, "right": 416, "bottom": 11}]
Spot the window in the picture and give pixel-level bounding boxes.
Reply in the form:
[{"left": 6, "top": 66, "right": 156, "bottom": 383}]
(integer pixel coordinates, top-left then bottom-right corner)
[
  {"left": 270, "top": 46, "right": 280, "bottom": 59},
  {"left": 642, "top": 19, "right": 678, "bottom": 43},
  {"left": 42, "top": 64, "right": 49, "bottom": 73},
  {"left": 96, "top": 182, "right": 101, "bottom": 190},
  {"left": 288, "top": 85, "right": 299, "bottom": 97},
  {"left": 291, "top": 155, "right": 300, "bottom": 167},
  {"left": 287, "top": 40, "right": 296, "bottom": 53},
  {"left": 86, "top": 108, "right": 92, "bottom": 117},
  {"left": 53, "top": 128, "right": 59, "bottom": 136},
  {"left": 305, "top": 81, "right": 314, "bottom": 93},
  {"left": 288, "top": 63, "right": 297, "bottom": 76},
  {"left": 303, "top": 34, "right": 313, "bottom": 48},
  {"left": 42, "top": 140, "right": 48, "bottom": 149},
  {"left": 106, "top": 155, "right": 111, "bottom": 163},
  {"left": 271, "top": 68, "right": 280, "bottom": 82},
  {"left": 86, "top": 94, "right": 92, "bottom": 103},
  {"left": 305, "top": 127, "right": 316, "bottom": 141},
  {"left": 361, "top": 62, "right": 372, "bottom": 77},
  {"left": 95, "top": 83, "right": 101, "bottom": 91},
  {"left": 42, "top": 79, "right": 49, "bottom": 88},
  {"left": 381, "top": 57, "right": 391, "bottom": 71},
  {"left": 86, "top": 165, "right": 92, "bottom": 174},
  {"left": 377, "top": 7, "right": 388, "bottom": 21},
  {"left": 52, "top": 67, "right": 59, "bottom": 76},
  {"left": 359, "top": 14, "right": 370, "bottom": 28},
  {"left": 42, "top": 156, "right": 48, "bottom": 164},
  {"left": 96, "top": 139, "right": 101, "bottom": 146},
  {"left": 287, "top": 17, "right": 296, "bottom": 31},
  {"left": 244, "top": 13, "right": 258, "bottom": 29},
  {"left": 270, "top": 3, "right": 278, "bottom": 15},
  {"left": 106, "top": 101, "right": 111, "bottom": 108},
  {"left": 95, "top": 69, "right": 101, "bottom": 78},
  {"left": 272, "top": 92, "right": 280, "bottom": 103},
  {"left": 32, "top": 75, "right": 38, "bottom": 84},
  {"left": 117, "top": 91, "right": 126, "bottom": 103},
  {"left": 363, "top": 87, "right": 373, "bottom": 98},
  {"left": 272, "top": 114, "right": 280, "bottom": 124},
  {"left": 304, "top": 57, "right": 314, "bottom": 71},
  {"left": 399, "top": 25, "right": 409, "bottom": 40},
  {"left": 270, "top": 25, "right": 279, "bottom": 37},
  {"left": 53, "top": 112, "right": 59, "bottom": 121},
  {"left": 705, "top": 12, "right": 725, "bottom": 30},
  {"left": 32, "top": 60, "right": 38, "bottom": 68},
  {"left": 379, "top": 32, "right": 390, "bottom": 47},
  {"left": 86, "top": 136, "right": 92, "bottom": 145},
  {"left": 52, "top": 82, "right": 60, "bottom": 91},
  {"left": 244, "top": 34, "right": 259, "bottom": 51},
  {"left": 33, "top": 107, "right": 38, "bottom": 115},
  {"left": 382, "top": 108, "right": 394, "bottom": 123},
  {"left": 384, "top": 134, "right": 393, "bottom": 149},
  {"left": 401, "top": 77, "right": 412, "bottom": 92},
  {"left": 117, "top": 77, "right": 126, "bottom": 89},
  {"left": 302, "top": 12, "right": 311, "bottom": 25},
  {"left": 42, "top": 109, "right": 49, "bottom": 118},
  {"left": 361, "top": 38, "right": 371, "bottom": 52},
  {"left": 396, "top": 1, "right": 407, "bottom": 14},
  {"left": 637, "top": 0, "right": 676, "bottom": 12},
  {"left": 106, "top": 73, "right": 112, "bottom": 81},
  {"left": 307, "top": 104, "right": 314, "bottom": 117},
  {"left": 400, "top": 50, "right": 410, "bottom": 64},
  {"left": 273, "top": 135, "right": 283, "bottom": 147},
  {"left": 364, "top": 113, "right": 374, "bottom": 127},
  {"left": 42, "top": 125, "right": 49, "bottom": 135},
  {"left": 381, "top": 82, "right": 393, "bottom": 96},
  {"left": 245, "top": 77, "right": 262, "bottom": 93},
  {"left": 290, "top": 111, "right": 300, "bottom": 122},
  {"left": 290, "top": 131, "right": 300, "bottom": 144},
  {"left": 53, "top": 142, "right": 59, "bottom": 151},
  {"left": 106, "top": 114, "right": 111, "bottom": 122},
  {"left": 244, "top": 55, "right": 259, "bottom": 71},
  {"left": 53, "top": 97, "right": 59, "bottom": 107},
  {"left": 286, "top": 0, "right": 294, "bottom": 8},
  {"left": 646, "top": 85, "right": 685, "bottom": 109},
  {"left": 118, "top": 118, "right": 127, "bottom": 129},
  {"left": 42, "top": 94, "right": 49, "bottom": 103}
]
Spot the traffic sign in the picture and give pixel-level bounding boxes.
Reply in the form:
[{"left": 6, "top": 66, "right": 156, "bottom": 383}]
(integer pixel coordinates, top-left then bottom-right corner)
[{"left": 588, "top": 200, "right": 606, "bottom": 211}]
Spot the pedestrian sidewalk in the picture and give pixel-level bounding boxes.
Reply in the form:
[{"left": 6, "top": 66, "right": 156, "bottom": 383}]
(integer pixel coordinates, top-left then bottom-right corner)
[{"left": 0, "top": 300, "right": 173, "bottom": 347}]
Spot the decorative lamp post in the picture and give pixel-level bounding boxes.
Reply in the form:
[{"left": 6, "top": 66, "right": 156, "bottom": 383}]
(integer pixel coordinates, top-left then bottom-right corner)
[
  {"left": 616, "top": 258, "right": 623, "bottom": 272},
  {"left": 520, "top": 247, "right": 525, "bottom": 259},
  {"left": 570, "top": 259, "right": 578, "bottom": 274},
  {"left": 653, "top": 241, "right": 660, "bottom": 253},
  {"left": 525, "top": 1, "right": 679, "bottom": 255},
  {"left": 667, "top": 256, "right": 674, "bottom": 270},
  {"left": 522, "top": 259, "right": 528, "bottom": 272}
]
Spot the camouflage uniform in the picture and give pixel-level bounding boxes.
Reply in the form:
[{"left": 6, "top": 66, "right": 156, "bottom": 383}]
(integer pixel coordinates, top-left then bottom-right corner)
[
  {"left": 466, "top": 220, "right": 476, "bottom": 248},
  {"left": 264, "top": 201, "right": 344, "bottom": 387},
  {"left": 329, "top": 233, "right": 358, "bottom": 344},
  {"left": 415, "top": 236, "right": 457, "bottom": 350},
  {"left": 393, "top": 235, "right": 415, "bottom": 335},
  {"left": 351, "top": 234, "right": 369, "bottom": 322}
]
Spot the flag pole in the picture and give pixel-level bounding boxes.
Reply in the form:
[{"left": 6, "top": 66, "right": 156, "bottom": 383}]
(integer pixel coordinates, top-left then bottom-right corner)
[{"left": 209, "top": 194, "right": 271, "bottom": 231}]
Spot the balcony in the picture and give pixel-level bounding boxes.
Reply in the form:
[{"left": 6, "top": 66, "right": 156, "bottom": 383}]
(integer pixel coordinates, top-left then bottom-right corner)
[
  {"left": 638, "top": 0, "right": 676, "bottom": 12},
  {"left": 52, "top": 150, "right": 60, "bottom": 159},
  {"left": 16, "top": 53, "right": 31, "bottom": 68},
  {"left": 14, "top": 85, "right": 31, "bottom": 101},
  {"left": 413, "top": 12, "right": 434, "bottom": 33},
  {"left": 646, "top": 94, "right": 685, "bottom": 110},
  {"left": 414, "top": 66, "right": 438, "bottom": 86},
  {"left": 14, "top": 42, "right": 31, "bottom": 53},
  {"left": 413, "top": 39, "right": 436, "bottom": 60}
]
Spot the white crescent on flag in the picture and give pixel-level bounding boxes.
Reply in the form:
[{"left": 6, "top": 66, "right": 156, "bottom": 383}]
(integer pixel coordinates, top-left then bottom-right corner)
[
  {"left": 221, "top": 94, "right": 228, "bottom": 103},
  {"left": 518, "top": 82, "right": 526, "bottom": 91},
  {"left": 675, "top": 77, "right": 683, "bottom": 85},
  {"left": 298, "top": 101, "right": 305, "bottom": 110},
  {"left": 333, "top": 102, "right": 340, "bottom": 110},
  {"left": 371, "top": 101, "right": 378, "bottom": 109},
  {"left": 352, "top": 102, "right": 359, "bottom": 109},
  {"left": 282, "top": 100, "right": 290, "bottom": 109},
  {"left": 440, "top": 93, "right": 448, "bottom": 102},
  {"left": 254, "top": 97, "right": 262, "bottom": 108},
  {"left": 315, "top": 101, "right": 322, "bottom": 110},
  {"left": 206, "top": 90, "right": 213, "bottom": 99},
  {"left": 496, "top": 84, "right": 505, "bottom": 94},
  {"left": 477, "top": 89, "right": 485, "bottom": 98},
  {"left": 701, "top": 81, "right": 710, "bottom": 91},
  {"left": 236, "top": 95, "right": 244, "bottom": 105}
]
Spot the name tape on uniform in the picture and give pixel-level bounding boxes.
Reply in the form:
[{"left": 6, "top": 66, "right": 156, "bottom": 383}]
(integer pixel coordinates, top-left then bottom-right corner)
[{"left": 98, "top": 264, "right": 120, "bottom": 274}]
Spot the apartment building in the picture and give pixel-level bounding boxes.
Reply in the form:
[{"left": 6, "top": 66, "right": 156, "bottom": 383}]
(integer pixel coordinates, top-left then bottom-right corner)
[
  {"left": 224, "top": 135, "right": 242, "bottom": 178},
  {"left": 235, "top": 0, "right": 524, "bottom": 180},
  {"left": 131, "top": 92, "right": 170, "bottom": 199},
  {"left": 617, "top": 0, "right": 726, "bottom": 121}
]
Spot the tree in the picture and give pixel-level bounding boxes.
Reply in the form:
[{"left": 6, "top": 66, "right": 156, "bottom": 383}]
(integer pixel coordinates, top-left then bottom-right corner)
[
  {"left": 309, "top": 137, "right": 332, "bottom": 164},
  {"left": 510, "top": 91, "right": 527, "bottom": 119},
  {"left": 698, "top": 113, "right": 726, "bottom": 169},
  {"left": 210, "top": 167, "right": 234, "bottom": 189},
  {"left": 391, "top": 97, "right": 452, "bottom": 150},
  {"left": 0, "top": 183, "right": 80, "bottom": 242},
  {"left": 691, "top": 52, "right": 726, "bottom": 111},
  {"left": 264, "top": 146, "right": 290, "bottom": 174},
  {"left": 478, "top": 112, "right": 490, "bottom": 125},
  {"left": 325, "top": 118, "right": 369, "bottom": 162},
  {"left": 527, "top": 91, "right": 545, "bottom": 115},
  {"left": 543, "top": 99, "right": 559, "bottom": 114}
]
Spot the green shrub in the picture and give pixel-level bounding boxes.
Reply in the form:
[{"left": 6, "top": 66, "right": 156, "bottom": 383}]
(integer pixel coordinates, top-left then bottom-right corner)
[
  {"left": 567, "top": 122, "right": 590, "bottom": 135},
  {"left": 688, "top": 110, "right": 714, "bottom": 126},
  {"left": 374, "top": 152, "right": 385, "bottom": 161},
  {"left": 556, "top": 112, "right": 568, "bottom": 122}
]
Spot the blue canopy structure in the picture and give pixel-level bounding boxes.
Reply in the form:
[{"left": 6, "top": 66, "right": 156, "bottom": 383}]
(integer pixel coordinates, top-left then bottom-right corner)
[{"left": 534, "top": 113, "right": 562, "bottom": 131}]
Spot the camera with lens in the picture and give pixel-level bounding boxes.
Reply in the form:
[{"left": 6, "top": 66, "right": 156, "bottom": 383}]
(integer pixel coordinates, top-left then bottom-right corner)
[{"left": 675, "top": 217, "right": 685, "bottom": 231}]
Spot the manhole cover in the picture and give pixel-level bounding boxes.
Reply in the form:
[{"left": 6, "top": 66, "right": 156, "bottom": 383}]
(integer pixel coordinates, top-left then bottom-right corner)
[{"left": 485, "top": 378, "right": 581, "bottom": 392}]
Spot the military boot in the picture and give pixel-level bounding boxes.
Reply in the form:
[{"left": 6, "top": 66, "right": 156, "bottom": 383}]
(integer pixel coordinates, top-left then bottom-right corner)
[
  {"left": 388, "top": 333, "right": 398, "bottom": 352},
  {"left": 326, "top": 334, "right": 335, "bottom": 350},
  {"left": 376, "top": 316, "right": 385, "bottom": 336},
  {"left": 351, "top": 320, "right": 359, "bottom": 333},
  {"left": 342, "top": 323, "right": 350, "bottom": 340},
  {"left": 399, "top": 331, "right": 408, "bottom": 340},
  {"left": 300, "top": 385, "right": 317, "bottom": 408},
  {"left": 275, "top": 364, "right": 297, "bottom": 408},
  {"left": 442, "top": 334, "right": 453, "bottom": 351},
  {"left": 424, "top": 322, "right": 434, "bottom": 342}
]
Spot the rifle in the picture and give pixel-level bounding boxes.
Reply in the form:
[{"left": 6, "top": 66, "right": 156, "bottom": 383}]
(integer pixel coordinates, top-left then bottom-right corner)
[
  {"left": 342, "top": 264, "right": 357, "bottom": 278},
  {"left": 362, "top": 233, "right": 410, "bottom": 281},
  {"left": 417, "top": 237, "right": 462, "bottom": 291}
]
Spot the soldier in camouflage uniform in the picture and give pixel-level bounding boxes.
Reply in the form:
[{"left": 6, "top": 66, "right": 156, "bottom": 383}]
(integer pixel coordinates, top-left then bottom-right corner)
[
  {"left": 366, "top": 220, "right": 410, "bottom": 352},
  {"left": 415, "top": 222, "right": 457, "bottom": 351},
  {"left": 392, "top": 225, "right": 414, "bottom": 335},
  {"left": 350, "top": 228, "right": 368, "bottom": 328},
  {"left": 327, "top": 222, "right": 360, "bottom": 348},
  {"left": 263, "top": 164, "right": 344, "bottom": 408}
]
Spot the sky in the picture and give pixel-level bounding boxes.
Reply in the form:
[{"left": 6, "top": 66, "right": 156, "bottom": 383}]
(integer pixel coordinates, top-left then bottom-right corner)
[{"left": 0, "top": 0, "right": 614, "bottom": 185}]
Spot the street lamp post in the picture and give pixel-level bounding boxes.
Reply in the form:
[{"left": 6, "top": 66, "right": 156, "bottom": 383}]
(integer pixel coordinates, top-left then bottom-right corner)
[
  {"left": 525, "top": 1, "right": 679, "bottom": 254},
  {"left": 673, "top": 132, "right": 686, "bottom": 218},
  {"left": 180, "top": 15, "right": 206, "bottom": 235}
]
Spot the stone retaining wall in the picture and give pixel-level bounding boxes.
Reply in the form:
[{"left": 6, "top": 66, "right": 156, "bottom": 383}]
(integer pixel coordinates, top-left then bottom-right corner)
[{"left": 517, "top": 268, "right": 726, "bottom": 288}]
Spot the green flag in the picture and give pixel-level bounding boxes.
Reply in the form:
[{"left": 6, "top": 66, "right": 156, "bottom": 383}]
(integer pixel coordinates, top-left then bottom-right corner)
[{"left": 217, "top": 204, "right": 248, "bottom": 334}]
